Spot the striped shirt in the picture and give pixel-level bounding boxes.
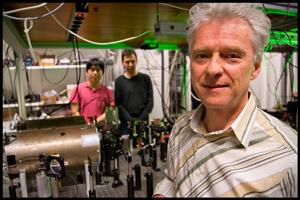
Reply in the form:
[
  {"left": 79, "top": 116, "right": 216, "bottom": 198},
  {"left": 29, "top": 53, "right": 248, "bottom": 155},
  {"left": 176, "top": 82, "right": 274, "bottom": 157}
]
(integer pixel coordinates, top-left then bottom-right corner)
[{"left": 153, "top": 93, "right": 298, "bottom": 197}]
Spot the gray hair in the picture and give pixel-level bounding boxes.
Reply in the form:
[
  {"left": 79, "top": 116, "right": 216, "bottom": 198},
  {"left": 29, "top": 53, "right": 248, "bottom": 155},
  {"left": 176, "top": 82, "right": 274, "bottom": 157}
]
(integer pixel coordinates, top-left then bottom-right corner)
[{"left": 186, "top": 3, "right": 271, "bottom": 63}]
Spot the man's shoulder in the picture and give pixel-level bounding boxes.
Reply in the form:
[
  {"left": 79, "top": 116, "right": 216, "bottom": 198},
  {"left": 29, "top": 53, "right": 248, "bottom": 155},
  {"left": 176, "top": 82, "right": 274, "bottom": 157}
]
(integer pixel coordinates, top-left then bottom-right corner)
[
  {"left": 115, "top": 75, "right": 125, "bottom": 82},
  {"left": 172, "top": 110, "right": 195, "bottom": 130},
  {"left": 137, "top": 73, "right": 152, "bottom": 82},
  {"left": 138, "top": 72, "right": 150, "bottom": 78},
  {"left": 257, "top": 108, "right": 298, "bottom": 153}
]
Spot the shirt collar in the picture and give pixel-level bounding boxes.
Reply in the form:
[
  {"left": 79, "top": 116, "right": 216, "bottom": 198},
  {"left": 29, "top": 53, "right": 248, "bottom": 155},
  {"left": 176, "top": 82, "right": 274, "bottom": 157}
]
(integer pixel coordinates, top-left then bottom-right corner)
[
  {"left": 84, "top": 81, "right": 102, "bottom": 90},
  {"left": 189, "top": 92, "right": 258, "bottom": 148}
]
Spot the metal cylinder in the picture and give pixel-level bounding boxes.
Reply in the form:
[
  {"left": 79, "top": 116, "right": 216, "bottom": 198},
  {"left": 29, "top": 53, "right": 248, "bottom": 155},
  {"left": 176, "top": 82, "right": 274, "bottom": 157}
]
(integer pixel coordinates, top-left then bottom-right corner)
[
  {"left": 134, "top": 164, "right": 141, "bottom": 190},
  {"left": 36, "top": 171, "right": 51, "bottom": 197},
  {"left": 146, "top": 170, "right": 153, "bottom": 198},
  {"left": 4, "top": 124, "right": 101, "bottom": 175},
  {"left": 9, "top": 185, "right": 17, "bottom": 198},
  {"left": 127, "top": 175, "right": 134, "bottom": 198},
  {"left": 50, "top": 177, "right": 59, "bottom": 198}
]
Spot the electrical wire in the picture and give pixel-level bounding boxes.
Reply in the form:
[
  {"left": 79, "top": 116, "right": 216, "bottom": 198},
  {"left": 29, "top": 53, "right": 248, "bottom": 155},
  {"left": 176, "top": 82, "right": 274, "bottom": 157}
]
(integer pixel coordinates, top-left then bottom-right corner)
[
  {"left": 43, "top": 5, "right": 150, "bottom": 46},
  {"left": 23, "top": 18, "right": 37, "bottom": 63},
  {"left": 263, "top": 45, "right": 276, "bottom": 76},
  {"left": 275, "top": 48, "right": 297, "bottom": 111},
  {"left": 141, "top": 51, "right": 174, "bottom": 121},
  {"left": 159, "top": 3, "right": 190, "bottom": 11},
  {"left": 270, "top": 33, "right": 298, "bottom": 48},
  {"left": 41, "top": 49, "right": 71, "bottom": 85},
  {"left": 262, "top": 3, "right": 290, "bottom": 22},
  {"left": 66, "top": 173, "right": 78, "bottom": 198},
  {"left": 38, "top": 38, "right": 82, "bottom": 129},
  {"left": 2, "top": 3, "right": 64, "bottom": 20},
  {"left": 3, "top": 3, "right": 48, "bottom": 14}
]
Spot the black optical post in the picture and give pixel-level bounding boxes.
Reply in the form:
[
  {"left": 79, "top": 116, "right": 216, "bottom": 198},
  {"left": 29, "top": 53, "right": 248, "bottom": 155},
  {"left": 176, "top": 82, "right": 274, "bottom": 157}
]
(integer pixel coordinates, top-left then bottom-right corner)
[{"left": 125, "top": 151, "right": 134, "bottom": 198}]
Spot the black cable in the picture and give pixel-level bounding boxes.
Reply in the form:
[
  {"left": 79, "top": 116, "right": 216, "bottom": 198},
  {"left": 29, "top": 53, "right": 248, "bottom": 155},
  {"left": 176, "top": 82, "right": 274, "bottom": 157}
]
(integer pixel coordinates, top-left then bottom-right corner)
[
  {"left": 24, "top": 62, "right": 33, "bottom": 115},
  {"left": 16, "top": 155, "right": 39, "bottom": 163},
  {"left": 42, "top": 49, "right": 71, "bottom": 85},
  {"left": 271, "top": 29, "right": 297, "bottom": 108},
  {"left": 141, "top": 50, "right": 173, "bottom": 122},
  {"left": 66, "top": 173, "right": 78, "bottom": 198},
  {"left": 271, "top": 29, "right": 297, "bottom": 67},
  {"left": 38, "top": 37, "right": 83, "bottom": 129}
]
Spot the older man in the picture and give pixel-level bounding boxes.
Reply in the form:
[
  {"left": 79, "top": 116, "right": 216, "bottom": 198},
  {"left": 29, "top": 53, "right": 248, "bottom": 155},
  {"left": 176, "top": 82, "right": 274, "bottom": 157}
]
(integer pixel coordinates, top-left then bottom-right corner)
[{"left": 153, "top": 3, "right": 297, "bottom": 197}]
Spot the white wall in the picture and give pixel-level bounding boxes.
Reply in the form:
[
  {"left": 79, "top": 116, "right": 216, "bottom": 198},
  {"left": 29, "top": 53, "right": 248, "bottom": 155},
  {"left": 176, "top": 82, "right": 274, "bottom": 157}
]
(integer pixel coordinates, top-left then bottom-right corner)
[{"left": 250, "top": 51, "right": 298, "bottom": 111}]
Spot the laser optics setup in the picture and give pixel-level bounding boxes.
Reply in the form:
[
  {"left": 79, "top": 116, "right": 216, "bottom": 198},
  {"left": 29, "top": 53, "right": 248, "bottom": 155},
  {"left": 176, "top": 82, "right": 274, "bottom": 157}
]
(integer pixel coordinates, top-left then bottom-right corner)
[{"left": 3, "top": 106, "right": 171, "bottom": 198}]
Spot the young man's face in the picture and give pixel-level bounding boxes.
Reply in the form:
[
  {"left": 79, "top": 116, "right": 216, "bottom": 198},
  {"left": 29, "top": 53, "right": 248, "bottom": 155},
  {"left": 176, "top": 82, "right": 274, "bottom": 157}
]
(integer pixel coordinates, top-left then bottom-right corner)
[
  {"left": 85, "top": 65, "right": 103, "bottom": 84},
  {"left": 122, "top": 53, "right": 138, "bottom": 73},
  {"left": 190, "top": 18, "right": 261, "bottom": 111}
]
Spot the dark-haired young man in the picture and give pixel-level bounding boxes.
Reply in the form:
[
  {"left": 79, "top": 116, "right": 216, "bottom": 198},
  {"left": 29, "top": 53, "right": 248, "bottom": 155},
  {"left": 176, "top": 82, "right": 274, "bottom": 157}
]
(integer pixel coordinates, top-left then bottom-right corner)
[
  {"left": 115, "top": 49, "right": 153, "bottom": 135},
  {"left": 70, "top": 58, "right": 114, "bottom": 126}
]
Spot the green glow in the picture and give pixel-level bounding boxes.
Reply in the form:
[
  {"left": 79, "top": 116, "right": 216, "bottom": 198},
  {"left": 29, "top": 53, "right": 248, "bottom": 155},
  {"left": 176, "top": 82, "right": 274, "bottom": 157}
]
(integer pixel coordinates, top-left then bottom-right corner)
[
  {"left": 268, "top": 38, "right": 297, "bottom": 46},
  {"left": 289, "top": 28, "right": 298, "bottom": 32},
  {"left": 155, "top": 44, "right": 180, "bottom": 50},
  {"left": 29, "top": 42, "right": 180, "bottom": 50},
  {"left": 29, "top": 42, "right": 132, "bottom": 49},
  {"left": 144, "top": 39, "right": 157, "bottom": 44},
  {"left": 258, "top": 7, "right": 298, "bottom": 16},
  {"left": 263, "top": 45, "right": 275, "bottom": 76},
  {"left": 269, "top": 31, "right": 298, "bottom": 46},
  {"left": 149, "top": 44, "right": 158, "bottom": 48}
]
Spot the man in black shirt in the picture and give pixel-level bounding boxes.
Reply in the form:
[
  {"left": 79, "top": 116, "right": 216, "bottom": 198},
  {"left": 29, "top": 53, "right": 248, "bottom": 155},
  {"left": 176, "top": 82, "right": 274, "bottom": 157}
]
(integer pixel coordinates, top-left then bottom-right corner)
[{"left": 114, "top": 49, "right": 154, "bottom": 135}]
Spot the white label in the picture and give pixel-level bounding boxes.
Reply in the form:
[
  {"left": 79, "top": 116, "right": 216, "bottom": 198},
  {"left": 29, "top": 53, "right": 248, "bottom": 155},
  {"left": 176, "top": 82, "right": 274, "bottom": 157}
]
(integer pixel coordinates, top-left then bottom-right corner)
[
  {"left": 42, "top": 58, "right": 54, "bottom": 63},
  {"left": 81, "top": 134, "right": 100, "bottom": 147}
]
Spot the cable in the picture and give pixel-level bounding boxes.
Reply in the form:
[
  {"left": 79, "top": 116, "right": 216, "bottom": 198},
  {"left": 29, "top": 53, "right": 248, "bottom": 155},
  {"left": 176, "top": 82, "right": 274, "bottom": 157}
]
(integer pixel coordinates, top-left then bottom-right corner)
[
  {"left": 43, "top": 5, "right": 150, "bottom": 45},
  {"left": 262, "top": 3, "right": 290, "bottom": 22},
  {"left": 263, "top": 45, "right": 276, "bottom": 76},
  {"left": 41, "top": 49, "right": 71, "bottom": 85},
  {"left": 66, "top": 173, "right": 78, "bottom": 198},
  {"left": 159, "top": 3, "right": 190, "bottom": 11},
  {"left": 3, "top": 3, "right": 64, "bottom": 21},
  {"left": 3, "top": 3, "right": 48, "bottom": 14},
  {"left": 270, "top": 33, "right": 298, "bottom": 48},
  {"left": 275, "top": 48, "right": 297, "bottom": 111},
  {"left": 141, "top": 51, "right": 173, "bottom": 121},
  {"left": 23, "top": 18, "right": 37, "bottom": 63},
  {"left": 16, "top": 155, "right": 39, "bottom": 163}
]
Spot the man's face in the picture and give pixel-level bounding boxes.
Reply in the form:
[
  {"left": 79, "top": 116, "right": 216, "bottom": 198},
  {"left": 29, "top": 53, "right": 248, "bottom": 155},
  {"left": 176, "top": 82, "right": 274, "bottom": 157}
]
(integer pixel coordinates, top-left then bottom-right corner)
[
  {"left": 86, "top": 65, "right": 103, "bottom": 84},
  {"left": 122, "top": 54, "right": 138, "bottom": 73},
  {"left": 190, "top": 18, "right": 261, "bottom": 111}
]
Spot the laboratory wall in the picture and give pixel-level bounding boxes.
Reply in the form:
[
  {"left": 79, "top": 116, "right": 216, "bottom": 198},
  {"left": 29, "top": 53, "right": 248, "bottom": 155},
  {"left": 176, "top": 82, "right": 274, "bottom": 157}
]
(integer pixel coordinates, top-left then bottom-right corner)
[{"left": 249, "top": 51, "right": 298, "bottom": 111}]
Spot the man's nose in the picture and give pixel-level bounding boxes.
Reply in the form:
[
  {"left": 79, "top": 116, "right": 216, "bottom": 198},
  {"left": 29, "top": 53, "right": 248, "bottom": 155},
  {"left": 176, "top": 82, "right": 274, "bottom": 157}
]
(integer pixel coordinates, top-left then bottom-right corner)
[{"left": 205, "top": 54, "right": 223, "bottom": 76}]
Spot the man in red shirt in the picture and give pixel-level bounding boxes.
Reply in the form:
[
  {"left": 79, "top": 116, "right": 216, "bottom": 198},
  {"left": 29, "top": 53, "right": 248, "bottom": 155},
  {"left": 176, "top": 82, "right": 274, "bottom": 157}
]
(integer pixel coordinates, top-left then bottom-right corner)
[{"left": 70, "top": 58, "right": 115, "bottom": 126}]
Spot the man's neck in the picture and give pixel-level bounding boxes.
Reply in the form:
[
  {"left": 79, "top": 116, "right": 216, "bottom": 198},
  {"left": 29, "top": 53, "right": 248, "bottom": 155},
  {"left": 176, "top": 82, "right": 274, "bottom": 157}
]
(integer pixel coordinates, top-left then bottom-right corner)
[
  {"left": 202, "top": 103, "right": 246, "bottom": 133},
  {"left": 124, "top": 70, "right": 138, "bottom": 79},
  {"left": 87, "top": 81, "right": 99, "bottom": 90}
]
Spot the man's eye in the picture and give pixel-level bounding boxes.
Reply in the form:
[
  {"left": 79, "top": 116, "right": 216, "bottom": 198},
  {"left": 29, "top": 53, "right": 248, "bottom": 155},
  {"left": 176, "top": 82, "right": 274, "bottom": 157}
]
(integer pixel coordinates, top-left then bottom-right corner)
[
  {"left": 229, "top": 54, "right": 238, "bottom": 58},
  {"left": 198, "top": 54, "right": 207, "bottom": 58}
]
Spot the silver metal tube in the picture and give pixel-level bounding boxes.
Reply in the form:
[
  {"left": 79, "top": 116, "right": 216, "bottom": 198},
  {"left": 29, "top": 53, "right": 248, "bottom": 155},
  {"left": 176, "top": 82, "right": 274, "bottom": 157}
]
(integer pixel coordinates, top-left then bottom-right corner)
[
  {"left": 15, "top": 54, "right": 26, "bottom": 120},
  {"left": 19, "top": 172, "right": 28, "bottom": 197},
  {"left": 4, "top": 124, "right": 100, "bottom": 175},
  {"left": 50, "top": 177, "right": 59, "bottom": 197},
  {"left": 89, "top": 173, "right": 94, "bottom": 191}
]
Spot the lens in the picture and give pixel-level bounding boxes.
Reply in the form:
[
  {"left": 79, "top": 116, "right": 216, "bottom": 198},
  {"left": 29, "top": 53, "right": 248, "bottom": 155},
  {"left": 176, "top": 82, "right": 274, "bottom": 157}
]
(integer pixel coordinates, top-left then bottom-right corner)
[{"left": 50, "top": 159, "right": 61, "bottom": 174}]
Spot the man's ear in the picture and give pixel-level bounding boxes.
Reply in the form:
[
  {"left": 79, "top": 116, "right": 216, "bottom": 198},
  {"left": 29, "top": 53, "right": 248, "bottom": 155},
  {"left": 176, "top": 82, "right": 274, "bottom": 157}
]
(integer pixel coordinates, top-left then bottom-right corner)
[{"left": 250, "top": 60, "right": 261, "bottom": 81}]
